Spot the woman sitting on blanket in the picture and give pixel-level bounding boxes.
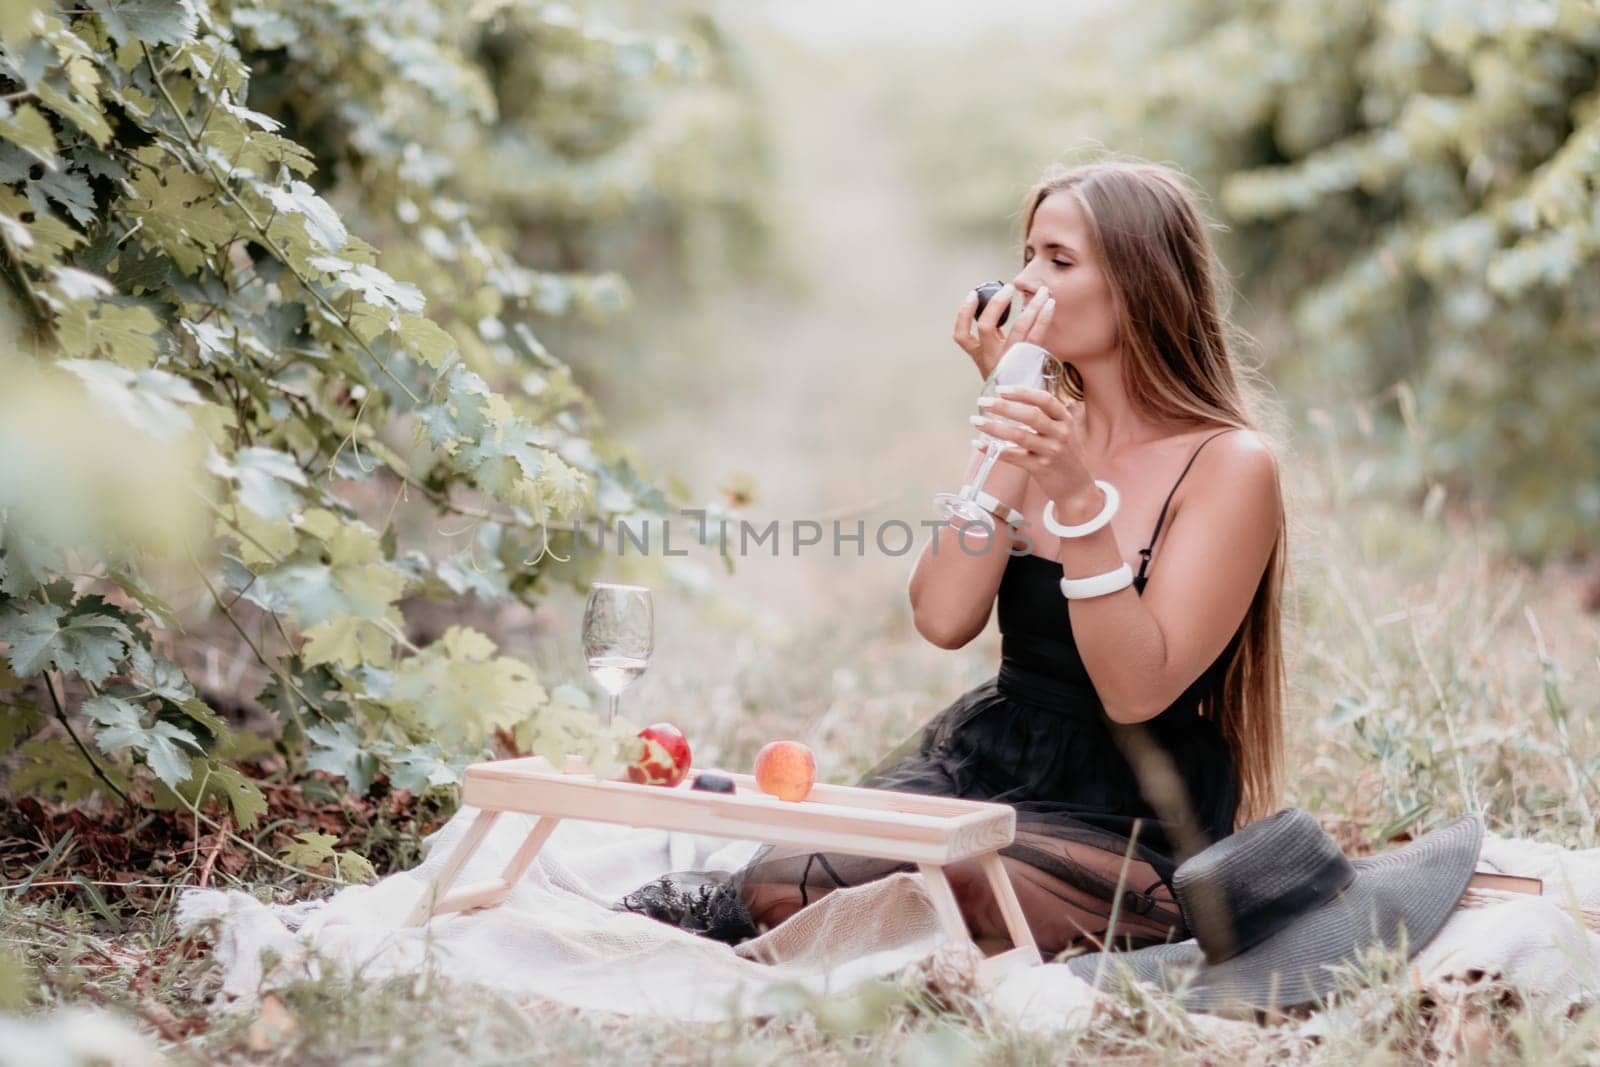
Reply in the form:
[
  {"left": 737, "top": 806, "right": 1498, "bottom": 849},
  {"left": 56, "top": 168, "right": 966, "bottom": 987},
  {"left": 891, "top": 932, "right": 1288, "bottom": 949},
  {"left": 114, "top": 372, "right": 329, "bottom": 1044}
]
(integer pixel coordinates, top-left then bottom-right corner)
[{"left": 618, "top": 157, "right": 1289, "bottom": 961}]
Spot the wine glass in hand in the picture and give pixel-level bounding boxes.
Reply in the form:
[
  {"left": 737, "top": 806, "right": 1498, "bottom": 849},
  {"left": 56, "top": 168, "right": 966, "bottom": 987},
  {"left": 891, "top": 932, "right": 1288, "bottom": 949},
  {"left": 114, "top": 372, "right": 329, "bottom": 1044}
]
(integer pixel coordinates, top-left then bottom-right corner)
[
  {"left": 933, "top": 341, "right": 1059, "bottom": 531},
  {"left": 582, "top": 582, "right": 653, "bottom": 727}
]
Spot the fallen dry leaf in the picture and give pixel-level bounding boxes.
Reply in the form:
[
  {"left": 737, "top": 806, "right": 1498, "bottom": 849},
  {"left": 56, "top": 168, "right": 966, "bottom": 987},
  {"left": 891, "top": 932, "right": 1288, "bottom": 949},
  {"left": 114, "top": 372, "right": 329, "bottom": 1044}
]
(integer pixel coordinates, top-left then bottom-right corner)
[{"left": 246, "top": 993, "right": 298, "bottom": 1052}]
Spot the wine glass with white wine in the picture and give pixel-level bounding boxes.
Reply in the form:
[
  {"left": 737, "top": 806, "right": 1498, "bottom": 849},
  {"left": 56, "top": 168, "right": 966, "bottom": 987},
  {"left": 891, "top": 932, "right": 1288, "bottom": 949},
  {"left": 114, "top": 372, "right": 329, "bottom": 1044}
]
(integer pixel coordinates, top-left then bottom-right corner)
[
  {"left": 582, "top": 582, "right": 654, "bottom": 727},
  {"left": 932, "top": 341, "right": 1059, "bottom": 531}
]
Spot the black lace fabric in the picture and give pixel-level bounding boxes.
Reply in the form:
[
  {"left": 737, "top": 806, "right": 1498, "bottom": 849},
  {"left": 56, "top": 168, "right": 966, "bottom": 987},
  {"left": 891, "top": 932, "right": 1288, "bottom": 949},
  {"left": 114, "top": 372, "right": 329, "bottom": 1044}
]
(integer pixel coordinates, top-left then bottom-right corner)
[{"left": 616, "top": 872, "right": 759, "bottom": 946}]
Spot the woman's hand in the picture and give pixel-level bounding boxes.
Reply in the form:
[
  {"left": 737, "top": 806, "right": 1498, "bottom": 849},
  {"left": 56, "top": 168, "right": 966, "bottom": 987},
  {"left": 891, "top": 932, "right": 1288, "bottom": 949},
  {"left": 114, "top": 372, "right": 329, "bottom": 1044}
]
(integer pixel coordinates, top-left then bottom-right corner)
[
  {"left": 953, "top": 283, "right": 1055, "bottom": 381},
  {"left": 970, "top": 385, "right": 1102, "bottom": 518}
]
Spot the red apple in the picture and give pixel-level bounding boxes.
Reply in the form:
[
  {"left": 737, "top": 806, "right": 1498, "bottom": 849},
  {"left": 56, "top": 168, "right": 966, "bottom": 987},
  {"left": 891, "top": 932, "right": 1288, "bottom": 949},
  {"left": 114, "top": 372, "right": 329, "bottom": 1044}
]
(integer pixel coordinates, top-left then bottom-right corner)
[
  {"left": 753, "top": 740, "right": 816, "bottom": 802},
  {"left": 627, "top": 722, "right": 692, "bottom": 787}
]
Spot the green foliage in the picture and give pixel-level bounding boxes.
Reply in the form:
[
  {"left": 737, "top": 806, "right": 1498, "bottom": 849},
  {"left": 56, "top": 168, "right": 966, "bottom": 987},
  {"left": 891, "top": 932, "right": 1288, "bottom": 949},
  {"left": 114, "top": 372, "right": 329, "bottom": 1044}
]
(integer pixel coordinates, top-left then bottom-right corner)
[
  {"left": 900, "top": 1, "right": 1600, "bottom": 560},
  {"left": 281, "top": 829, "right": 375, "bottom": 882},
  {"left": 0, "top": 0, "right": 763, "bottom": 841},
  {"left": 0, "top": 589, "right": 135, "bottom": 684}
]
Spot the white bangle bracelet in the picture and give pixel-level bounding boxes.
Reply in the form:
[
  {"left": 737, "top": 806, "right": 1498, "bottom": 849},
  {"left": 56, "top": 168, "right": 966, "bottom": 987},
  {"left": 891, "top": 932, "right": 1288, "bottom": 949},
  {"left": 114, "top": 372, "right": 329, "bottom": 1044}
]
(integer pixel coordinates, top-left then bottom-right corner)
[
  {"left": 961, "top": 486, "right": 1025, "bottom": 528},
  {"left": 1042, "top": 480, "right": 1118, "bottom": 538},
  {"left": 1059, "top": 562, "right": 1134, "bottom": 600}
]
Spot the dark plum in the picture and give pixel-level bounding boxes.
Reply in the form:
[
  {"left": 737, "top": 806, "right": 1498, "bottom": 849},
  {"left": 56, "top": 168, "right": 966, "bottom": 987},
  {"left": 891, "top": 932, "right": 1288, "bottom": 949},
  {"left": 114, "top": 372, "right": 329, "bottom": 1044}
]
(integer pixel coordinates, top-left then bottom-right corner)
[{"left": 972, "top": 280, "right": 1011, "bottom": 327}]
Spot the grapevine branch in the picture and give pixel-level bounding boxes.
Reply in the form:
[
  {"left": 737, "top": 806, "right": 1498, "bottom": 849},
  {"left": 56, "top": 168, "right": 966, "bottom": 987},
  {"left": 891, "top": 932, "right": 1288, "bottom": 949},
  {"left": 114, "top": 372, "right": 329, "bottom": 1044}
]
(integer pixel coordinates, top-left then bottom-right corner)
[
  {"left": 41, "top": 671, "right": 131, "bottom": 806},
  {"left": 186, "top": 552, "right": 314, "bottom": 742}
]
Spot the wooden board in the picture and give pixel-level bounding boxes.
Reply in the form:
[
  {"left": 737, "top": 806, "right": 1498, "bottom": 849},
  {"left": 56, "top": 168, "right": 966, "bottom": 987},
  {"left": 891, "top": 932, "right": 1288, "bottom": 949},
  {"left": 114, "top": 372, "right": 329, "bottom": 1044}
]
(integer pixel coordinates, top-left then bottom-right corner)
[
  {"left": 460, "top": 756, "right": 1016, "bottom": 867},
  {"left": 1467, "top": 871, "right": 1542, "bottom": 895}
]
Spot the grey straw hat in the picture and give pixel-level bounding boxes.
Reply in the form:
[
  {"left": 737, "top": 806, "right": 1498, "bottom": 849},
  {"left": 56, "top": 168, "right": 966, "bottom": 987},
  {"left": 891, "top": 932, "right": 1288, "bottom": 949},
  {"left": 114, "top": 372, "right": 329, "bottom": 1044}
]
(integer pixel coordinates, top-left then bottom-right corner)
[{"left": 1065, "top": 808, "right": 1484, "bottom": 1011}]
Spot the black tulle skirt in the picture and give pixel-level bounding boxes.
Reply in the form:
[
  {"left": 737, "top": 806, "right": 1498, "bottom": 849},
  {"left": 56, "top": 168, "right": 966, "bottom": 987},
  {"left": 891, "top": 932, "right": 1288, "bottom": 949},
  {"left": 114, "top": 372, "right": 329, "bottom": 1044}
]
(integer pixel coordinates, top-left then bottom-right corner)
[{"left": 615, "top": 658, "right": 1239, "bottom": 960}]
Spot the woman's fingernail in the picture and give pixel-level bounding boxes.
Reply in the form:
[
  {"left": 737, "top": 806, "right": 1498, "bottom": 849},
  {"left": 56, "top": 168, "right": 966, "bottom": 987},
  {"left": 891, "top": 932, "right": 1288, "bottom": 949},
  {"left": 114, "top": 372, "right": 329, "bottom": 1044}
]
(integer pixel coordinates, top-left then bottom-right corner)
[
  {"left": 996, "top": 385, "right": 1019, "bottom": 394},
  {"left": 976, "top": 396, "right": 997, "bottom": 407},
  {"left": 963, "top": 291, "right": 977, "bottom": 303},
  {"left": 968, "top": 414, "right": 986, "bottom": 426},
  {"left": 1046, "top": 297, "right": 1056, "bottom": 309}
]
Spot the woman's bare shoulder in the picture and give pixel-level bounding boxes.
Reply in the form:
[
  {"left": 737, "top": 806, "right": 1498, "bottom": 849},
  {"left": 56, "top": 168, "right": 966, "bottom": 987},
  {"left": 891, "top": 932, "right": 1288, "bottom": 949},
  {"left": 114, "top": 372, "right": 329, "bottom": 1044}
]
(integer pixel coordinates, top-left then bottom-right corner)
[
  {"left": 1160, "top": 424, "right": 1280, "bottom": 521},
  {"left": 1185, "top": 423, "right": 1276, "bottom": 463}
]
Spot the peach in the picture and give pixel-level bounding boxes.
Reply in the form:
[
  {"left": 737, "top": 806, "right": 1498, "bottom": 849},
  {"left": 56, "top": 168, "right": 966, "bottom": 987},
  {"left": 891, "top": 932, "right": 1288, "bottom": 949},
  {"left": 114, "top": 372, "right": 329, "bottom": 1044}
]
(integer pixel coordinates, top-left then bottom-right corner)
[{"left": 753, "top": 740, "right": 816, "bottom": 802}]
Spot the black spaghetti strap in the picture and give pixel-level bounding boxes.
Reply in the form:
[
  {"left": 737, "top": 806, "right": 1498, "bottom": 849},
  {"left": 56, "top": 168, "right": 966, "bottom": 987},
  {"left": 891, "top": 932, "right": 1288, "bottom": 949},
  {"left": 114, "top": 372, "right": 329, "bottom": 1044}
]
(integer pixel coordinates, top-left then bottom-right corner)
[{"left": 1134, "top": 429, "right": 1237, "bottom": 589}]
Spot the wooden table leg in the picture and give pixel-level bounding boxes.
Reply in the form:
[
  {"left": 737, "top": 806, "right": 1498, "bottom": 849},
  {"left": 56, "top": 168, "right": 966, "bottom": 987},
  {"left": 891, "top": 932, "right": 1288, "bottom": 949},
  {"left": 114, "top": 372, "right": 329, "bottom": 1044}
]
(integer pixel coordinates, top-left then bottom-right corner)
[
  {"left": 977, "top": 850, "right": 1043, "bottom": 980},
  {"left": 980, "top": 850, "right": 1037, "bottom": 953},
  {"left": 406, "top": 808, "right": 501, "bottom": 927},
  {"left": 494, "top": 815, "right": 561, "bottom": 894},
  {"left": 916, "top": 863, "right": 971, "bottom": 944}
]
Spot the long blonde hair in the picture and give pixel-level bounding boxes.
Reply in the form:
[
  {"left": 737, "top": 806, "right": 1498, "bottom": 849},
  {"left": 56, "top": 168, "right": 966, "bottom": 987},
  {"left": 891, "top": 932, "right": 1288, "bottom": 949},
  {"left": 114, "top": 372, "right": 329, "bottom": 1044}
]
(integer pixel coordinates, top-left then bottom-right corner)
[{"left": 1018, "top": 156, "right": 1289, "bottom": 828}]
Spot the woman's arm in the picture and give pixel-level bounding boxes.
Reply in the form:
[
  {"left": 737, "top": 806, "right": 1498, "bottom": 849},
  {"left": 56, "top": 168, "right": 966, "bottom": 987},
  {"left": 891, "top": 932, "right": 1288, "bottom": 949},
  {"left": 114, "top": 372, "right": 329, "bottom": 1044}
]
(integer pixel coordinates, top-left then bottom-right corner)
[
  {"left": 907, "top": 442, "right": 1032, "bottom": 649},
  {"left": 1063, "top": 432, "right": 1281, "bottom": 723}
]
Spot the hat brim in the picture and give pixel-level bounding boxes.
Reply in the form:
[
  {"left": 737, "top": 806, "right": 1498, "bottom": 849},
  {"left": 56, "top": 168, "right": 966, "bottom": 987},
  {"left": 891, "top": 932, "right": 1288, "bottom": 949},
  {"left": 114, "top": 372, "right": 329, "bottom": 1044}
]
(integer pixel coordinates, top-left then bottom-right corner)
[{"left": 1064, "top": 813, "right": 1483, "bottom": 1012}]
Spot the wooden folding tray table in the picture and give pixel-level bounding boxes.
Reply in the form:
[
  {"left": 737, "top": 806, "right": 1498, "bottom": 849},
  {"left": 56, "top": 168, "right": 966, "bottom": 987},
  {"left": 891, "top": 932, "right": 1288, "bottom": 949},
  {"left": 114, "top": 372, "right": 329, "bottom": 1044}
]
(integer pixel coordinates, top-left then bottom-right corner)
[{"left": 407, "top": 754, "right": 1043, "bottom": 980}]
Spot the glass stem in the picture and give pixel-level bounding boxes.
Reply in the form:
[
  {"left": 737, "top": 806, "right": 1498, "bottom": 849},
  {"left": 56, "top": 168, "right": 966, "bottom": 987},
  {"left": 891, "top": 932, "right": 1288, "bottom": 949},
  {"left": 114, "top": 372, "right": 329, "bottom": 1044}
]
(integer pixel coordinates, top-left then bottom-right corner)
[
  {"left": 607, "top": 693, "right": 619, "bottom": 727},
  {"left": 964, "top": 440, "right": 1002, "bottom": 498}
]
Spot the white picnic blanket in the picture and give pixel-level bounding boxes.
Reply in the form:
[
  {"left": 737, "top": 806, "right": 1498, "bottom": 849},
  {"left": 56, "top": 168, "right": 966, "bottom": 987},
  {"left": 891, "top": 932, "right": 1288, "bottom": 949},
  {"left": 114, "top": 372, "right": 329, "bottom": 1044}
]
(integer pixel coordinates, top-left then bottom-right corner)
[{"left": 176, "top": 808, "right": 1600, "bottom": 1032}]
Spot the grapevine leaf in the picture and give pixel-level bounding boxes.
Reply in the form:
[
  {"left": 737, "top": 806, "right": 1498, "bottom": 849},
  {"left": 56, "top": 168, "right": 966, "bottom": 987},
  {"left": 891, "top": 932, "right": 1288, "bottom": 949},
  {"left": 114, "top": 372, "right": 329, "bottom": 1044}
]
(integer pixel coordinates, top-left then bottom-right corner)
[
  {"left": 456, "top": 417, "right": 548, "bottom": 496},
  {"left": 34, "top": 82, "right": 111, "bottom": 147},
  {"left": 382, "top": 741, "right": 463, "bottom": 794},
  {"left": 10, "top": 737, "right": 130, "bottom": 803},
  {"left": 0, "top": 103, "right": 56, "bottom": 166},
  {"left": 416, "top": 364, "right": 492, "bottom": 448},
  {"left": 217, "top": 505, "right": 297, "bottom": 568},
  {"left": 305, "top": 720, "right": 378, "bottom": 795},
  {"left": 281, "top": 830, "right": 339, "bottom": 868},
  {"left": 174, "top": 697, "right": 229, "bottom": 742},
  {"left": 385, "top": 625, "right": 544, "bottom": 747},
  {"left": 105, "top": 571, "right": 180, "bottom": 631},
  {"left": 61, "top": 359, "right": 201, "bottom": 439},
  {"left": 334, "top": 851, "right": 377, "bottom": 883},
  {"left": 396, "top": 313, "right": 455, "bottom": 368},
  {"left": 301, "top": 614, "right": 394, "bottom": 670},
  {"left": 110, "top": 242, "right": 172, "bottom": 294},
  {"left": 126, "top": 157, "right": 236, "bottom": 273},
  {"left": 87, "top": 0, "right": 198, "bottom": 48},
  {"left": 0, "top": 599, "right": 132, "bottom": 683},
  {"left": 55, "top": 302, "right": 164, "bottom": 368},
  {"left": 228, "top": 447, "right": 309, "bottom": 521},
  {"left": 139, "top": 724, "right": 200, "bottom": 788},
  {"left": 157, "top": 756, "right": 267, "bottom": 829},
  {"left": 258, "top": 659, "right": 346, "bottom": 724},
  {"left": 45, "top": 265, "right": 114, "bottom": 302},
  {"left": 0, "top": 671, "right": 43, "bottom": 752},
  {"left": 83, "top": 693, "right": 199, "bottom": 788},
  {"left": 434, "top": 544, "right": 509, "bottom": 599},
  {"left": 535, "top": 453, "right": 590, "bottom": 518},
  {"left": 200, "top": 759, "right": 268, "bottom": 829},
  {"left": 29, "top": 164, "right": 95, "bottom": 226},
  {"left": 264, "top": 180, "right": 347, "bottom": 252},
  {"left": 517, "top": 700, "right": 592, "bottom": 770},
  {"left": 126, "top": 644, "right": 193, "bottom": 701}
]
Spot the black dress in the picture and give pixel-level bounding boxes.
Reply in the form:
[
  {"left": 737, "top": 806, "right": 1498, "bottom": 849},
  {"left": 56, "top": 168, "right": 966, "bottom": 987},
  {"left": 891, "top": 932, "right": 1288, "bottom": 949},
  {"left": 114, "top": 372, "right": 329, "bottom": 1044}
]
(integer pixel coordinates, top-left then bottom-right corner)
[{"left": 616, "top": 429, "right": 1244, "bottom": 959}]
